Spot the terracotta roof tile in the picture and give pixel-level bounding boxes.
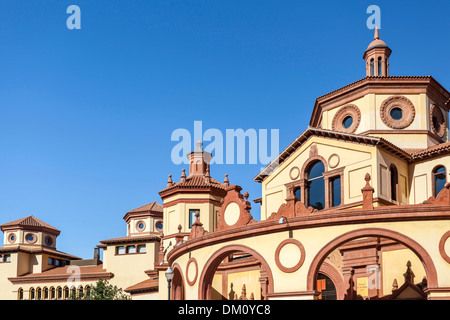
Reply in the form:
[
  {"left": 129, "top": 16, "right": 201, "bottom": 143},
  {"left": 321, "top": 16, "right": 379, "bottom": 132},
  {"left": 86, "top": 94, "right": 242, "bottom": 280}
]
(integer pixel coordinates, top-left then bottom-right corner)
[
  {"left": 127, "top": 201, "right": 163, "bottom": 214},
  {"left": 1, "top": 215, "right": 60, "bottom": 233},
  {"left": 160, "top": 175, "right": 228, "bottom": 195},
  {"left": 124, "top": 277, "right": 159, "bottom": 293},
  {"left": 99, "top": 235, "right": 160, "bottom": 245}
]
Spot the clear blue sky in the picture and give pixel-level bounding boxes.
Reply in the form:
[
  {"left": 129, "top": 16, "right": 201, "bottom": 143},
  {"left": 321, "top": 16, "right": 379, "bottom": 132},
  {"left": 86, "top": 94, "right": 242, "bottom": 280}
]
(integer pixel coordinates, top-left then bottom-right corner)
[{"left": 0, "top": 1, "right": 449, "bottom": 259}]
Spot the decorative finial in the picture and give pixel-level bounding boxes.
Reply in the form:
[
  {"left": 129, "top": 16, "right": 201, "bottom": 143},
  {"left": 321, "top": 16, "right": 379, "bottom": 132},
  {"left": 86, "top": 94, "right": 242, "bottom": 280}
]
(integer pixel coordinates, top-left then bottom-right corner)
[
  {"left": 196, "top": 140, "right": 203, "bottom": 152},
  {"left": 180, "top": 169, "right": 186, "bottom": 183},
  {"left": 244, "top": 191, "right": 249, "bottom": 201},
  {"left": 167, "top": 174, "right": 173, "bottom": 188},
  {"left": 224, "top": 174, "right": 229, "bottom": 187},
  {"left": 374, "top": 26, "right": 380, "bottom": 40},
  {"left": 205, "top": 167, "right": 210, "bottom": 184},
  {"left": 392, "top": 279, "right": 398, "bottom": 292},
  {"left": 177, "top": 224, "right": 182, "bottom": 233}
]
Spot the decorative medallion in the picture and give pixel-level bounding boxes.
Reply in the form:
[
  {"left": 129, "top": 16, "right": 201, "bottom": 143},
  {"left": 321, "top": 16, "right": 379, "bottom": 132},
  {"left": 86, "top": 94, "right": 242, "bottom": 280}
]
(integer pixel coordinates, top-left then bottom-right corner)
[
  {"left": 289, "top": 166, "right": 300, "bottom": 180},
  {"left": 186, "top": 257, "right": 198, "bottom": 286},
  {"left": 430, "top": 104, "right": 446, "bottom": 138},
  {"left": 380, "top": 96, "right": 415, "bottom": 129},
  {"left": 274, "top": 239, "right": 306, "bottom": 273},
  {"left": 331, "top": 104, "right": 361, "bottom": 134},
  {"left": 439, "top": 231, "right": 450, "bottom": 264},
  {"left": 328, "top": 154, "right": 340, "bottom": 169}
]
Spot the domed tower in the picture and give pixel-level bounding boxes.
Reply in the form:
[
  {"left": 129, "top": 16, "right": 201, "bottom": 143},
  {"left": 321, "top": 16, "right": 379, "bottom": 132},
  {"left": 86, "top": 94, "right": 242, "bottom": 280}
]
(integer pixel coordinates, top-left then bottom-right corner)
[{"left": 363, "top": 27, "right": 392, "bottom": 77}]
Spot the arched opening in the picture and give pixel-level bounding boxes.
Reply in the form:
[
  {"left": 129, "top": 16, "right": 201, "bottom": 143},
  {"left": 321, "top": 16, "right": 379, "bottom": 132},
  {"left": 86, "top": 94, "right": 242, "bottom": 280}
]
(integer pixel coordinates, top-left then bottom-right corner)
[
  {"left": 307, "top": 161, "right": 325, "bottom": 210},
  {"left": 370, "top": 59, "right": 374, "bottom": 76},
  {"left": 317, "top": 273, "right": 337, "bottom": 300},
  {"left": 307, "top": 228, "right": 437, "bottom": 300},
  {"left": 198, "top": 245, "right": 274, "bottom": 300},
  {"left": 171, "top": 264, "right": 185, "bottom": 300},
  {"left": 17, "top": 288, "right": 23, "bottom": 300},
  {"left": 432, "top": 165, "right": 446, "bottom": 198},
  {"left": 390, "top": 164, "right": 398, "bottom": 202},
  {"left": 377, "top": 57, "right": 383, "bottom": 76}
]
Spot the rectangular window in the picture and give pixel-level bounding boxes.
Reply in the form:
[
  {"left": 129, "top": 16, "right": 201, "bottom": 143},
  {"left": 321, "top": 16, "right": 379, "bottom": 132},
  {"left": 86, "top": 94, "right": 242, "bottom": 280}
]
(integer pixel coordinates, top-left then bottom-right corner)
[
  {"left": 0, "top": 255, "right": 3, "bottom": 263},
  {"left": 330, "top": 176, "right": 342, "bottom": 207},
  {"left": 189, "top": 209, "right": 199, "bottom": 228},
  {"left": 5, "top": 255, "right": 10, "bottom": 262},
  {"left": 116, "top": 246, "right": 125, "bottom": 255},
  {"left": 48, "top": 257, "right": 54, "bottom": 265},
  {"left": 137, "top": 244, "right": 146, "bottom": 253},
  {"left": 294, "top": 187, "right": 301, "bottom": 201},
  {"left": 126, "top": 246, "right": 136, "bottom": 254},
  {"left": 55, "top": 259, "right": 61, "bottom": 266}
]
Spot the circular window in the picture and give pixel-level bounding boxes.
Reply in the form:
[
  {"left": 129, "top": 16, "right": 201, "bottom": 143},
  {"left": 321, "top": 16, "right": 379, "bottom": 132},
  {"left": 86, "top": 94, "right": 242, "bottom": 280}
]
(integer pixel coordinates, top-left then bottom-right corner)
[
  {"left": 8, "top": 233, "right": 16, "bottom": 244},
  {"left": 380, "top": 96, "right": 415, "bottom": 129},
  {"left": 342, "top": 116, "right": 353, "bottom": 129},
  {"left": 390, "top": 107, "right": 403, "bottom": 120},
  {"left": 25, "top": 233, "right": 37, "bottom": 244},
  {"left": 45, "top": 236, "right": 53, "bottom": 246},
  {"left": 136, "top": 221, "right": 146, "bottom": 232},
  {"left": 430, "top": 104, "right": 446, "bottom": 138},
  {"left": 155, "top": 221, "right": 163, "bottom": 231},
  {"left": 332, "top": 104, "right": 361, "bottom": 133}
]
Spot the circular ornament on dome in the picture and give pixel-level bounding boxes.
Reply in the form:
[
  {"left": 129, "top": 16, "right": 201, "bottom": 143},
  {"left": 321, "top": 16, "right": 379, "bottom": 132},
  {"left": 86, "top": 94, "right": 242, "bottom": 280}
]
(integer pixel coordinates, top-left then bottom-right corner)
[
  {"left": 430, "top": 104, "right": 446, "bottom": 139},
  {"left": 331, "top": 104, "right": 361, "bottom": 133},
  {"left": 380, "top": 96, "right": 415, "bottom": 129}
]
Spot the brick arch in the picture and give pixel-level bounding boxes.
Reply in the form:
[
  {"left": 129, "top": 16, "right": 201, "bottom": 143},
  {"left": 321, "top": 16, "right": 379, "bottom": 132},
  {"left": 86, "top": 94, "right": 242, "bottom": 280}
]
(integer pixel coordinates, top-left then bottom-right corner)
[
  {"left": 198, "top": 244, "right": 274, "bottom": 300},
  {"left": 300, "top": 155, "right": 328, "bottom": 180},
  {"left": 171, "top": 263, "right": 186, "bottom": 300},
  {"left": 306, "top": 228, "right": 438, "bottom": 293}
]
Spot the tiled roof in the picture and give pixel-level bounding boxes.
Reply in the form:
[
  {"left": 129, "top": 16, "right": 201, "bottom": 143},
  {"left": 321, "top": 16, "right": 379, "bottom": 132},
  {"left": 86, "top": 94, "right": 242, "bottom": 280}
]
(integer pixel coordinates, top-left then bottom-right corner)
[
  {"left": 0, "top": 246, "right": 80, "bottom": 260},
  {"left": 99, "top": 235, "right": 160, "bottom": 245},
  {"left": 0, "top": 215, "right": 60, "bottom": 233},
  {"left": 408, "top": 141, "right": 450, "bottom": 159},
  {"left": 127, "top": 201, "right": 163, "bottom": 214},
  {"left": 8, "top": 264, "right": 113, "bottom": 284},
  {"left": 124, "top": 277, "right": 159, "bottom": 294},
  {"left": 163, "top": 175, "right": 227, "bottom": 191}
]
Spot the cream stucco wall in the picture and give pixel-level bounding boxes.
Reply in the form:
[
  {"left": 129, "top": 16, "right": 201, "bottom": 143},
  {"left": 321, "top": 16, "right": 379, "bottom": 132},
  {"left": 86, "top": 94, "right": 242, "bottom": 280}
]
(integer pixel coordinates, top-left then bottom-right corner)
[{"left": 166, "top": 219, "right": 450, "bottom": 300}]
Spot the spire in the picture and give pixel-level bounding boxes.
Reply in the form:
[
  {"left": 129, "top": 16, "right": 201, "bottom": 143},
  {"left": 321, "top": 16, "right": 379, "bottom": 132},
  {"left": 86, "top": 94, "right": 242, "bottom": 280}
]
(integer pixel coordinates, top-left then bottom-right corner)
[
  {"left": 374, "top": 26, "right": 380, "bottom": 40},
  {"left": 186, "top": 140, "right": 212, "bottom": 177},
  {"left": 363, "top": 28, "right": 391, "bottom": 77}
]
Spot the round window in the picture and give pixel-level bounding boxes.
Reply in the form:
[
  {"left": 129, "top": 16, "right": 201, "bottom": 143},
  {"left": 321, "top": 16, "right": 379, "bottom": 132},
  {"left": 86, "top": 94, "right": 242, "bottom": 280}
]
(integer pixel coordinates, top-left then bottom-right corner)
[
  {"left": 8, "top": 233, "right": 16, "bottom": 244},
  {"left": 25, "top": 233, "right": 37, "bottom": 244},
  {"left": 342, "top": 116, "right": 353, "bottom": 129},
  {"left": 390, "top": 107, "right": 403, "bottom": 120},
  {"left": 156, "top": 221, "right": 163, "bottom": 231},
  {"left": 136, "top": 221, "right": 146, "bottom": 232},
  {"left": 45, "top": 236, "right": 53, "bottom": 246}
]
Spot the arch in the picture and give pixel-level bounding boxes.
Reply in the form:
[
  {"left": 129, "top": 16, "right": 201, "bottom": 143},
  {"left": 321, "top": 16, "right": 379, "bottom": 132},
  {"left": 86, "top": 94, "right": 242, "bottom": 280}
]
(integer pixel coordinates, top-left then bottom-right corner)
[
  {"left": 432, "top": 165, "right": 447, "bottom": 198},
  {"left": 171, "top": 263, "right": 185, "bottom": 300},
  {"left": 306, "top": 228, "right": 438, "bottom": 294},
  {"left": 57, "top": 286, "right": 62, "bottom": 300},
  {"left": 50, "top": 286, "right": 55, "bottom": 300},
  {"left": 198, "top": 244, "right": 274, "bottom": 300},
  {"left": 43, "top": 286, "right": 49, "bottom": 300},
  {"left": 370, "top": 58, "right": 374, "bottom": 76},
  {"left": 377, "top": 57, "right": 383, "bottom": 76},
  {"left": 318, "top": 262, "right": 344, "bottom": 300},
  {"left": 17, "top": 288, "right": 23, "bottom": 300},
  {"left": 301, "top": 155, "right": 328, "bottom": 180},
  {"left": 305, "top": 160, "right": 326, "bottom": 210},
  {"left": 390, "top": 164, "right": 398, "bottom": 202},
  {"left": 29, "top": 287, "right": 35, "bottom": 300}
]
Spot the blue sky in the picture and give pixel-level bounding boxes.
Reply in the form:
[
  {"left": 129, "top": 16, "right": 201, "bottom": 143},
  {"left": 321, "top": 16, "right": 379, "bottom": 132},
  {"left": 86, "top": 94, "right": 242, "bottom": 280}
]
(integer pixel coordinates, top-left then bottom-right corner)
[{"left": 0, "top": 0, "right": 449, "bottom": 259}]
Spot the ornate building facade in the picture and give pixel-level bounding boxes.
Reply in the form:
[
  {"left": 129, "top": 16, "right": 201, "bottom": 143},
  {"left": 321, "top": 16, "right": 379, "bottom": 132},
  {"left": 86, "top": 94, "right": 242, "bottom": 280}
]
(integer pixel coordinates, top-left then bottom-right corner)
[{"left": 1, "top": 28, "right": 450, "bottom": 300}]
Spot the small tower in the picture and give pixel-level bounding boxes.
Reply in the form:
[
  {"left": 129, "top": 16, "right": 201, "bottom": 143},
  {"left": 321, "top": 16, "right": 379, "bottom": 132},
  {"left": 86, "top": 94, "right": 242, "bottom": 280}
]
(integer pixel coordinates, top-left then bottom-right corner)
[
  {"left": 363, "top": 27, "right": 392, "bottom": 77},
  {"left": 187, "top": 141, "right": 212, "bottom": 177}
]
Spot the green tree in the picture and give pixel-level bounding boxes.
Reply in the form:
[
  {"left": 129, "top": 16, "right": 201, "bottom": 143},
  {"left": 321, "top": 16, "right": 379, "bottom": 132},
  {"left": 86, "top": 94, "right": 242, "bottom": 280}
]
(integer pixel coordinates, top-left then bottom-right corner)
[{"left": 84, "top": 279, "right": 130, "bottom": 300}]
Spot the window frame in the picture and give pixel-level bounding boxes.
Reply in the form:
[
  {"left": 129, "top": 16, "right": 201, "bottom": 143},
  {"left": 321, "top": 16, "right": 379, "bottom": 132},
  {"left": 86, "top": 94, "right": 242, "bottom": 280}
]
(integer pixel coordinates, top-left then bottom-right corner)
[{"left": 432, "top": 165, "right": 447, "bottom": 198}]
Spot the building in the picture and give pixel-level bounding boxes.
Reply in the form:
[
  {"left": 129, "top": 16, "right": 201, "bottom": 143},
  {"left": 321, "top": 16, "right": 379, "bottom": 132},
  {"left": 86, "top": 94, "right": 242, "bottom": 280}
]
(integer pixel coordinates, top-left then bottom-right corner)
[{"left": 1, "top": 28, "right": 450, "bottom": 300}]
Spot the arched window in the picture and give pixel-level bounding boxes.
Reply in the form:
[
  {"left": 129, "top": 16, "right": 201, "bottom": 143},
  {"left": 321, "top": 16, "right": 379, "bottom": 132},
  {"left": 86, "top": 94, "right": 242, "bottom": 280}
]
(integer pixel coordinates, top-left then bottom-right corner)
[
  {"left": 63, "top": 286, "right": 69, "bottom": 300},
  {"left": 43, "top": 287, "right": 49, "bottom": 300},
  {"left": 78, "top": 285, "right": 84, "bottom": 299},
  {"left": 17, "top": 288, "right": 23, "bottom": 300},
  {"left": 29, "top": 287, "right": 35, "bottom": 300},
  {"left": 85, "top": 285, "right": 91, "bottom": 300},
  {"left": 294, "top": 186, "right": 301, "bottom": 201},
  {"left": 57, "top": 286, "right": 62, "bottom": 299},
  {"left": 317, "top": 273, "right": 337, "bottom": 300},
  {"left": 390, "top": 165, "right": 398, "bottom": 202},
  {"left": 307, "top": 161, "right": 325, "bottom": 210},
  {"left": 50, "top": 287, "right": 56, "bottom": 300},
  {"left": 36, "top": 287, "right": 42, "bottom": 300},
  {"left": 70, "top": 286, "right": 77, "bottom": 299},
  {"left": 433, "top": 166, "right": 446, "bottom": 197},
  {"left": 370, "top": 59, "right": 374, "bottom": 76},
  {"left": 378, "top": 57, "right": 383, "bottom": 76}
]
